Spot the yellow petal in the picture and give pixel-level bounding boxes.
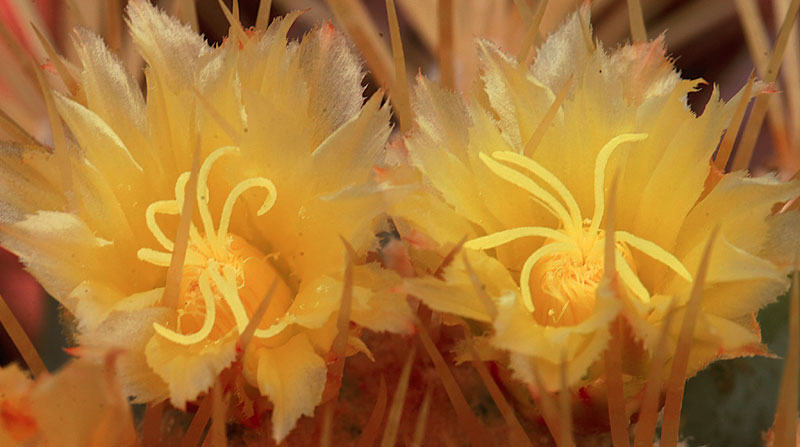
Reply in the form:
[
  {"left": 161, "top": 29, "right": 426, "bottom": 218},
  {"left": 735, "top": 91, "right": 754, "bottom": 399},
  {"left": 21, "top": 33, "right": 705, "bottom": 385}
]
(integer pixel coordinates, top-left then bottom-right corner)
[
  {"left": 677, "top": 172, "right": 800, "bottom": 258},
  {"left": 311, "top": 93, "right": 391, "bottom": 194},
  {"left": 0, "top": 212, "right": 112, "bottom": 303},
  {"left": 530, "top": 8, "right": 592, "bottom": 93},
  {"left": 491, "top": 289, "right": 620, "bottom": 366},
  {"left": 145, "top": 322, "right": 237, "bottom": 409},
  {"left": 78, "top": 307, "right": 171, "bottom": 403},
  {"left": 404, "top": 251, "right": 516, "bottom": 323},
  {"left": 0, "top": 142, "right": 64, "bottom": 217},
  {"left": 72, "top": 28, "right": 154, "bottom": 173},
  {"left": 297, "top": 21, "right": 369, "bottom": 139},
  {"left": 350, "top": 263, "right": 414, "bottom": 334},
  {"left": 255, "top": 333, "right": 327, "bottom": 442},
  {"left": 477, "top": 39, "right": 555, "bottom": 149},
  {"left": 126, "top": 0, "right": 208, "bottom": 89}
]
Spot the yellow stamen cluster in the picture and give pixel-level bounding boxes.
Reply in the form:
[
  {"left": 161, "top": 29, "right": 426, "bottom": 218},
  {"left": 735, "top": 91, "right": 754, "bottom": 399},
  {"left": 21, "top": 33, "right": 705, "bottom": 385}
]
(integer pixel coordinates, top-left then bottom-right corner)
[
  {"left": 465, "top": 134, "right": 693, "bottom": 324},
  {"left": 137, "top": 146, "right": 291, "bottom": 345}
]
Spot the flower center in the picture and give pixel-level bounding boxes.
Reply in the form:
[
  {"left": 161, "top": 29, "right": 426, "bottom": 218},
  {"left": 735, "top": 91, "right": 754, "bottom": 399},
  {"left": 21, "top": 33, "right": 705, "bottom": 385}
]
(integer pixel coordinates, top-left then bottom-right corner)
[
  {"left": 528, "top": 228, "right": 635, "bottom": 327},
  {"left": 138, "top": 146, "right": 292, "bottom": 345},
  {"left": 465, "top": 134, "right": 694, "bottom": 323},
  {"left": 174, "top": 233, "right": 291, "bottom": 342}
]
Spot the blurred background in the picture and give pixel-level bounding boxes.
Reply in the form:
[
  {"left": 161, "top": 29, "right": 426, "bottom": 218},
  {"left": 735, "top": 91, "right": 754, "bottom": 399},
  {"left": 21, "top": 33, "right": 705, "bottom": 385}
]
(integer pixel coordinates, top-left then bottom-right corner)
[{"left": 0, "top": 1, "right": 797, "bottom": 445}]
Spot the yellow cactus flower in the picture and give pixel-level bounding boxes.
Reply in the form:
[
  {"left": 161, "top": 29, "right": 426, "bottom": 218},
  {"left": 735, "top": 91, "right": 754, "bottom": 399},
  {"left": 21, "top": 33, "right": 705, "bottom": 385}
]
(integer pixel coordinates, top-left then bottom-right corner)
[
  {"left": 0, "top": 1, "right": 412, "bottom": 441},
  {"left": 391, "top": 9, "right": 800, "bottom": 392}
]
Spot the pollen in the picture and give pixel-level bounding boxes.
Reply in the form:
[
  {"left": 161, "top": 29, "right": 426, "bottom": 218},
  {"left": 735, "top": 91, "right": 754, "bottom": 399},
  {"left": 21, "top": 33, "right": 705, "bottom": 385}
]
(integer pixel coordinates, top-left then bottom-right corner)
[
  {"left": 528, "top": 228, "right": 635, "bottom": 326},
  {"left": 137, "top": 146, "right": 292, "bottom": 345}
]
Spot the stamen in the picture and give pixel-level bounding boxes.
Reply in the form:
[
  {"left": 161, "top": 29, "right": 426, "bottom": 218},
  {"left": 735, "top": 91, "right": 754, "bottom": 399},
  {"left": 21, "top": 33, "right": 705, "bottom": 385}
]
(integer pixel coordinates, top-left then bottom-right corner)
[
  {"left": 197, "top": 146, "right": 239, "bottom": 248},
  {"left": 616, "top": 253, "right": 651, "bottom": 303},
  {"left": 174, "top": 172, "right": 191, "bottom": 208},
  {"left": 137, "top": 248, "right": 173, "bottom": 267},
  {"left": 615, "top": 231, "right": 693, "bottom": 282},
  {"left": 492, "top": 151, "right": 582, "bottom": 230},
  {"left": 480, "top": 153, "right": 574, "bottom": 233},
  {"left": 208, "top": 263, "right": 249, "bottom": 334},
  {"left": 153, "top": 270, "right": 217, "bottom": 345},
  {"left": 589, "top": 133, "right": 648, "bottom": 235},
  {"left": 465, "top": 226, "right": 571, "bottom": 251},
  {"left": 254, "top": 317, "right": 293, "bottom": 339},
  {"left": 218, "top": 177, "right": 277, "bottom": 246},
  {"left": 145, "top": 200, "right": 179, "bottom": 251},
  {"left": 520, "top": 242, "right": 576, "bottom": 312},
  {"left": 140, "top": 145, "right": 281, "bottom": 345}
]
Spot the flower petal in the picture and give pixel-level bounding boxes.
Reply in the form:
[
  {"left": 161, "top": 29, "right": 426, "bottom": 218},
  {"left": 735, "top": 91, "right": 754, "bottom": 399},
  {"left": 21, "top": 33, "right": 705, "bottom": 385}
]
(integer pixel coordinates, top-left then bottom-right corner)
[
  {"left": 78, "top": 307, "right": 170, "bottom": 403},
  {"left": 145, "top": 325, "right": 238, "bottom": 409},
  {"left": 350, "top": 263, "right": 414, "bottom": 334},
  {"left": 254, "top": 333, "right": 326, "bottom": 442},
  {"left": 72, "top": 28, "right": 151, "bottom": 169},
  {"left": 0, "top": 143, "right": 63, "bottom": 220},
  {"left": 0, "top": 212, "right": 112, "bottom": 304},
  {"left": 126, "top": 0, "right": 208, "bottom": 89}
]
